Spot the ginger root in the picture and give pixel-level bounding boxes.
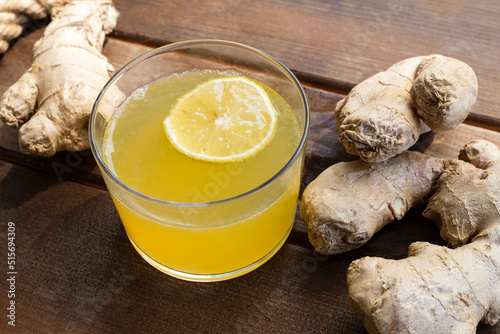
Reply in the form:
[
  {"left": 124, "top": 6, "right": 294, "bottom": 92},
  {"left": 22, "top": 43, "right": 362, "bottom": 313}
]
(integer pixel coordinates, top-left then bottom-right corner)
[
  {"left": 348, "top": 231, "right": 500, "bottom": 334},
  {"left": 0, "top": 0, "right": 71, "bottom": 54},
  {"left": 300, "top": 140, "right": 500, "bottom": 255},
  {"left": 347, "top": 140, "right": 500, "bottom": 334},
  {"left": 423, "top": 158, "right": 500, "bottom": 247},
  {"left": 300, "top": 151, "right": 444, "bottom": 254},
  {"left": 335, "top": 55, "right": 478, "bottom": 162},
  {"left": 0, "top": 0, "right": 119, "bottom": 156},
  {"left": 458, "top": 139, "right": 500, "bottom": 173}
]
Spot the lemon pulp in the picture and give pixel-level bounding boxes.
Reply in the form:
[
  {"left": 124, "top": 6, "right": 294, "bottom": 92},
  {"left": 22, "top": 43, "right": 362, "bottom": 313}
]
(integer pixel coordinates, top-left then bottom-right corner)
[{"left": 164, "top": 76, "right": 278, "bottom": 163}]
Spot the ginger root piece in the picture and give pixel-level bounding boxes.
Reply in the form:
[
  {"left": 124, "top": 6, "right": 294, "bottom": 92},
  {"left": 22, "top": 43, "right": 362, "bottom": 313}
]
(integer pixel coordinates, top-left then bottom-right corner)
[
  {"left": 0, "top": 0, "right": 119, "bottom": 156},
  {"left": 347, "top": 140, "right": 500, "bottom": 334},
  {"left": 423, "top": 159, "right": 500, "bottom": 246},
  {"left": 300, "top": 151, "right": 444, "bottom": 254},
  {"left": 411, "top": 56, "right": 478, "bottom": 131},
  {"left": 348, "top": 231, "right": 500, "bottom": 334},
  {"left": 335, "top": 55, "right": 478, "bottom": 162},
  {"left": 458, "top": 139, "right": 500, "bottom": 173},
  {"left": 0, "top": 0, "right": 70, "bottom": 54}
]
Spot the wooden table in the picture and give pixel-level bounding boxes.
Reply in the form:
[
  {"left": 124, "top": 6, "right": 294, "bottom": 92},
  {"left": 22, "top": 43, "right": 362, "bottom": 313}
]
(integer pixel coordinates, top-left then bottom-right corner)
[{"left": 1, "top": 1, "right": 500, "bottom": 333}]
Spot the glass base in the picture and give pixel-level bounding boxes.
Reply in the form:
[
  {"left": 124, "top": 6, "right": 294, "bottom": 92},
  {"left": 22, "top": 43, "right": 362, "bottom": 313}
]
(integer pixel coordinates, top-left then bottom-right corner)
[{"left": 127, "top": 223, "right": 293, "bottom": 282}]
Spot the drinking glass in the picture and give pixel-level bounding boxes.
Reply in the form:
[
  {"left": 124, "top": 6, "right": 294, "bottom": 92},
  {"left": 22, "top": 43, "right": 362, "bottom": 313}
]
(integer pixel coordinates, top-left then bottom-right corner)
[{"left": 90, "top": 40, "right": 309, "bottom": 282}]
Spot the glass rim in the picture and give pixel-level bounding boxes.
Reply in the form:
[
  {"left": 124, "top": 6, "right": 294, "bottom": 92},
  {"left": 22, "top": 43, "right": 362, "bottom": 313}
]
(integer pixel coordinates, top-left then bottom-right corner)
[{"left": 89, "top": 39, "right": 310, "bottom": 208}]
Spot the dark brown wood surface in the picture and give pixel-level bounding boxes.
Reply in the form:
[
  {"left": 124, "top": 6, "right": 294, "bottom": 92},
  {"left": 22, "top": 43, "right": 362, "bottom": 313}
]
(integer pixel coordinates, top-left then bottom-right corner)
[
  {"left": 111, "top": 0, "right": 500, "bottom": 131},
  {"left": 1, "top": 0, "right": 500, "bottom": 333}
]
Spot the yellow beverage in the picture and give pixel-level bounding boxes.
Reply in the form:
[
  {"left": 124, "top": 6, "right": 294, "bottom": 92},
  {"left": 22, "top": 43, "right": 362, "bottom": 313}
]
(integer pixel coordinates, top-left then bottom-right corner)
[{"left": 103, "top": 69, "right": 303, "bottom": 278}]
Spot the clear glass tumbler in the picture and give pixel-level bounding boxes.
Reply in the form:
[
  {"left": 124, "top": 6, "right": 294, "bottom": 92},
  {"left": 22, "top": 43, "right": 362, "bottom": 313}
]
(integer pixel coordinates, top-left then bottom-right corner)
[{"left": 90, "top": 40, "right": 309, "bottom": 282}]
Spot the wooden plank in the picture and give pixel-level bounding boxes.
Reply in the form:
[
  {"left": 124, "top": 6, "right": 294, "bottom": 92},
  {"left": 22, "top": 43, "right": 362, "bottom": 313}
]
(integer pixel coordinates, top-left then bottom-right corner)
[
  {"left": 414, "top": 123, "right": 500, "bottom": 159},
  {"left": 1, "top": 159, "right": 499, "bottom": 333},
  {"left": 0, "top": 161, "right": 361, "bottom": 333},
  {"left": 110, "top": 0, "right": 500, "bottom": 129},
  {"left": 0, "top": 3, "right": 498, "bottom": 333}
]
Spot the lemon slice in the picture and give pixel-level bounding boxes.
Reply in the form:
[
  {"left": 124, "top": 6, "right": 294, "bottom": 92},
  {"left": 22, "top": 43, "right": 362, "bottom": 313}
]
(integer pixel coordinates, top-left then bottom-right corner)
[{"left": 164, "top": 76, "right": 278, "bottom": 163}]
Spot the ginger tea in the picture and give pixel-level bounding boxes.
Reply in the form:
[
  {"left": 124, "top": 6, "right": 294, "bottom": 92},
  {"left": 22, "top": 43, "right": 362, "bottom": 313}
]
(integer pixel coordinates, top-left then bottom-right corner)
[{"left": 102, "top": 69, "right": 303, "bottom": 278}]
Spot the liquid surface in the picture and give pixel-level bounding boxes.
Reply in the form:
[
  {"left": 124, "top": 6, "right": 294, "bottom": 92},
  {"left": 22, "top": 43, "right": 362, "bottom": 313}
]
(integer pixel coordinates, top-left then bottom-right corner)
[{"left": 103, "top": 69, "right": 301, "bottom": 203}]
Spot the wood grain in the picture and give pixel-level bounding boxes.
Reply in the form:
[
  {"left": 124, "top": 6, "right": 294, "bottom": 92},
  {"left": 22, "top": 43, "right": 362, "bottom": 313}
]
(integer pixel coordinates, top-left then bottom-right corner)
[
  {"left": 0, "top": 162, "right": 365, "bottom": 334},
  {"left": 0, "top": 2, "right": 500, "bottom": 332},
  {"left": 1, "top": 162, "right": 498, "bottom": 334},
  {"left": 110, "top": 0, "right": 500, "bottom": 129}
]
